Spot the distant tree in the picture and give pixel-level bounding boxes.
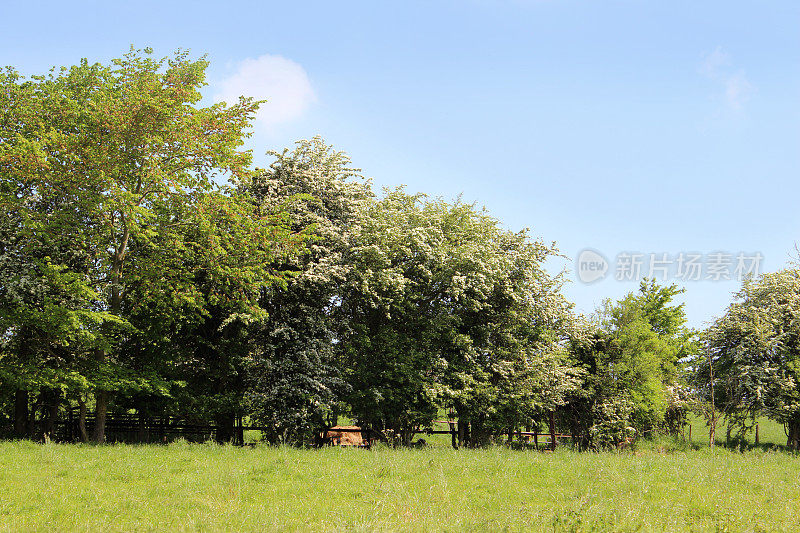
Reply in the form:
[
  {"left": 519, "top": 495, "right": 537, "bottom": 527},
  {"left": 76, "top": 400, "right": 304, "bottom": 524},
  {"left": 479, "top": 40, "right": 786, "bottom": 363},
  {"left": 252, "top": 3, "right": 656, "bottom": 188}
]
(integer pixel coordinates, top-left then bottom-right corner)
[{"left": 700, "top": 269, "right": 800, "bottom": 450}]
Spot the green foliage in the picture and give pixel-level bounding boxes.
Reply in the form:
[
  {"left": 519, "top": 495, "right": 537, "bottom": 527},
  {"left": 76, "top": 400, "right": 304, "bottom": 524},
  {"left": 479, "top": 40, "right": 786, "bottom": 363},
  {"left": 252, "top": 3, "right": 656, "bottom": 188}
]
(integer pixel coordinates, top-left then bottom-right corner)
[
  {"left": 700, "top": 269, "right": 800, "bottom": 449},
  {"left": 239, "top": 138, "right": 371, "bottom": 443},
  {"left": 587, "top": 396, "right": 636, "bottom": 449},
  {"left": 0, "top": 48, "right": 299, "bottom": 440},
  {"left": 2, "top": 47, "right": 714, "bottom": 449},
  {"left": 341, "top": 188, "right": 580, "bottom": 444},
  {"left": 571, "top": 280, "right": 697, "bottom": 447}
]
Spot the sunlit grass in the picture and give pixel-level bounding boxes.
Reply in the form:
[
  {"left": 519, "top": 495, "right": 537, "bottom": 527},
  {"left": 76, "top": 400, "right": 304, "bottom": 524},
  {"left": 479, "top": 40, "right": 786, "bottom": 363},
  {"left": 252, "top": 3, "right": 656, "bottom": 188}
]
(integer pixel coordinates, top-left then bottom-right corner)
[{"left": 1, "top": 439, "right": 798, "bottom": 532}]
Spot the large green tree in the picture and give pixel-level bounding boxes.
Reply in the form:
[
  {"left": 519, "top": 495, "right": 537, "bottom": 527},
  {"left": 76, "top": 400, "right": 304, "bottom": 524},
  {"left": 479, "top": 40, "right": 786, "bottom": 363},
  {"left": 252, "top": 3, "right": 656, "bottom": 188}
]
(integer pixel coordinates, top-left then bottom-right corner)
[
  {"left": 0, "top": 63, "right": 118, "bottom": 439},
  {"left": 0, "top": 48, "right": 298, "bottom": 442},
  {"left": 340, "top": 188, "right": 580, "bottom": 446},
  {"left": 236, "top": 137, "right": 371, "bottom": 444},
  {"left": 567, "top": 280, "right": 696, "bottom": 448}
]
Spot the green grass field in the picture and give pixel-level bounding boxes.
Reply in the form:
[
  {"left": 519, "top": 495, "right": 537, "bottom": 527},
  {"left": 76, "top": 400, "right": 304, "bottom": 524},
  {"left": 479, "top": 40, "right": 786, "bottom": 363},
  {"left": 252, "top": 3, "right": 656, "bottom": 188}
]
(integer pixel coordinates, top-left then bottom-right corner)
[{"left": 1, "top": 437, "right": 798, "bottom": 532}]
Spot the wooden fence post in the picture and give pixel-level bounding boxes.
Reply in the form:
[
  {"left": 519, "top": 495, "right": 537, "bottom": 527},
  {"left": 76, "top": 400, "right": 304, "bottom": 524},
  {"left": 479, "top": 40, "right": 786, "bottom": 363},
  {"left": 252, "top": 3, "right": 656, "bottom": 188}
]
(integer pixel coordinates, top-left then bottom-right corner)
[{"left": 549, "top": 411, "right": 557, "bottom": 451}]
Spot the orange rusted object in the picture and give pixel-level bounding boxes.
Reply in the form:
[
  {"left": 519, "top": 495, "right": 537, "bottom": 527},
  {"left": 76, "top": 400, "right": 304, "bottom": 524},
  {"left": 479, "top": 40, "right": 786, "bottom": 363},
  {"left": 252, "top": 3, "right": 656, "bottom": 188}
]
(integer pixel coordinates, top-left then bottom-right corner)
[{"left": 323, "top": 425, "right": 364, "bottom": 446}]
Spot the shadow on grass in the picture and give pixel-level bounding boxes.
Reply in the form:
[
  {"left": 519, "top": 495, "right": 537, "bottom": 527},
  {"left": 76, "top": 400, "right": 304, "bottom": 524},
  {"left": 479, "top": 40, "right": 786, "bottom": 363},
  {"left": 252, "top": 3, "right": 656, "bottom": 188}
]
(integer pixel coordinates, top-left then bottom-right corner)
[{"left": 633, "top": 434, "right": 799, "bottom": 455}]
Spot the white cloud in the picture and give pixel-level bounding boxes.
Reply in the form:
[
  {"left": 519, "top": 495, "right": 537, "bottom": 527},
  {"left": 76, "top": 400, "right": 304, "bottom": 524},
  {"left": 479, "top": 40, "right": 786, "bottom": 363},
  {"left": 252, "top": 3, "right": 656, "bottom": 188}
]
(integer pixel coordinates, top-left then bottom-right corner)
[
  {"left": 214, "top": 54, "right": 316, "bottom": 128},
  {"left": 700, "top": 47, "right": 754, "bottom": 110}
]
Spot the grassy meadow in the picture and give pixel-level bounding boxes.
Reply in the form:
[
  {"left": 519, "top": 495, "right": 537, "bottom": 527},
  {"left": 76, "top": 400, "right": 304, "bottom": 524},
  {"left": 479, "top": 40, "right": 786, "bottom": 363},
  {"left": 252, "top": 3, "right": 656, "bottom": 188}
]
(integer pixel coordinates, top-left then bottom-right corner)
[{"left": 1, "top": 435, "right": 798, "bottom": 532}]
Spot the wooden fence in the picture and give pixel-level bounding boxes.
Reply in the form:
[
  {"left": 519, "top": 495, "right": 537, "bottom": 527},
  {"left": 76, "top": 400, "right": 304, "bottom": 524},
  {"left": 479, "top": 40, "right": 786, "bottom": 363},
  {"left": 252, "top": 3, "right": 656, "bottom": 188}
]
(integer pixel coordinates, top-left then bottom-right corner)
[
  {"left": 324, "top": 422, "right": 574, "bottom": 450},
  {"left": 52, "top": 410, "right": 220, "bottom": 444},
  {"left": 43, "top": 410, "right": 574, "bottom": 449}
]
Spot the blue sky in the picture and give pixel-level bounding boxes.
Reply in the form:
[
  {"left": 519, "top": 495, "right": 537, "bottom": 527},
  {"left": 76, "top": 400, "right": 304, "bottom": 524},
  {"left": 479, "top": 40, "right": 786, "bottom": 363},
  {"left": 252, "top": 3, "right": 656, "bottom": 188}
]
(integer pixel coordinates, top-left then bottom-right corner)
[{"left": 3, "top": 1, "right": 798, "bottom": 327}]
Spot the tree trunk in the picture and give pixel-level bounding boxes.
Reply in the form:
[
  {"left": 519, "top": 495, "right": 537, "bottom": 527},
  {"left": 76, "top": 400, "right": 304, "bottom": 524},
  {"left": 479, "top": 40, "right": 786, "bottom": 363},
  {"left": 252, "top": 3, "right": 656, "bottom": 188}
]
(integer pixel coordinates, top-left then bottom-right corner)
[
  {"left": 214, "top": 413, "right": 235, "bottom": 444},
  {"left": 401, "top": 428, "right": 413, "bottom": 447},
  {"left": 549, "top": 411, "right": 557, "bottom": 451},
  {"left": 470, "top": 415, "right": 490, "bottom": 447},
  {"left": 41, "top": 389, "right": 59, "bottom": 439},
  {"left": 90, "top": 221, "right": 128, "bottom": 445},
  {"left": 27, "top": 392, "right": 40, "bottom": 437},
  {"left": 78, "top": 398, "right": 89, "bottom": 443},
  {"left": 457, "top": 419, "right": 469, "bottom": 448},
  {"left": 708, "top": 353, "right": 716, "bottom": 448},
  {"left": 138, "top": 414, "right": 148, "bottom": 443},
  {"left": 236, "top": 415, "right": 245, "bottom": 446},
  {"left": 709, "top": 415, "right": 716, "bottom": 448},
  {"left": 92, "top": 390, "right": 109, "bottom": 443},
  {"left": 788, "top": 418, "right": 800, "bottom": 451},
  {"left": 570, "top": 419, "right": 581, "bottom": 451},
  {"left": 13, "top": 390, "right": 29, "bottom": 438}
]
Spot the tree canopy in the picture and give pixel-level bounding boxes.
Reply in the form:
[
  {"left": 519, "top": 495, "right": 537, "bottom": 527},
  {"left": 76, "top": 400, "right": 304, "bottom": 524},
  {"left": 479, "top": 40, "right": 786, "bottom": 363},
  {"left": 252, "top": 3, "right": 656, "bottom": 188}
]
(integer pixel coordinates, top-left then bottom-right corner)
[
  {"left": 0, "top": 48, "right": 301, "bottom": 442},
  {"left": 2, "top": 47, "right": 796, "bottom": 451},
  {"left": 340, "top": 188, "right": 581, "bottom": 445},
  {"left": 565, "top": 280, "right": 696, "bottom": 448}
]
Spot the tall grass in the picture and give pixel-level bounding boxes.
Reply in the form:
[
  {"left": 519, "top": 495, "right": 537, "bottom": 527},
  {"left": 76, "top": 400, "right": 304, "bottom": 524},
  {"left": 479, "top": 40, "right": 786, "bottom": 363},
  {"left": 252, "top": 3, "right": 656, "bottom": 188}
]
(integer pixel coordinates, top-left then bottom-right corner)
[{"left": 1, "top": 439, "right": 798, "bottom": 532}]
